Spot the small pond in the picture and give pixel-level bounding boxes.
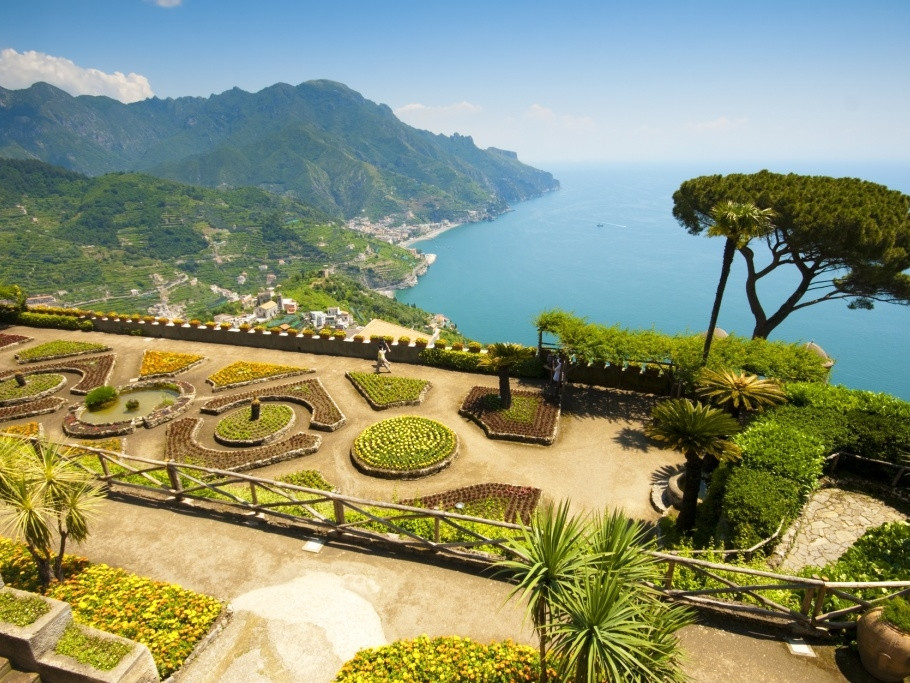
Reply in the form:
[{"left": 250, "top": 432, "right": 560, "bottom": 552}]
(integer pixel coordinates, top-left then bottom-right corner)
[{"left": 80, "top": 388, "right": 179, "bottom": 424}]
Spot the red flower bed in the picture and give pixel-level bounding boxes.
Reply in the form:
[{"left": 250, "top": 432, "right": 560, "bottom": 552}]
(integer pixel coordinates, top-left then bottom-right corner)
[
  {"left": 402, "top": 483, "right": 541, "bottom": 524},
  {"left": 0, "top": 333, "right": 32, "bottom": 350},
  {"left": 459, "top": 386, "right": 560, "bottom": 446},
  {"left": 199, "top": 379, "right": 345, "bottom": 431},
  {"left": 0, "top": 397, "right": 66, "bottom": 424},
  {"left": 164, "top": 418, "right": 321, "bottom": 472}
]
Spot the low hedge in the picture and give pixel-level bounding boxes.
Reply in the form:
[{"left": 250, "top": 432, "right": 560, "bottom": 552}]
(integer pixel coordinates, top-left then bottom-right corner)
[
  {"left": 419, "top": 347, "right": 545, "bottom": 378},
  {"left": 3, "top": 311, "right": 93, "bottom": 331},
  {"left": 735, "top": 421, "right": 827, "bottom": 497},
  {"left": 722, "top": 468, "right": 802, "bottom": 549}
]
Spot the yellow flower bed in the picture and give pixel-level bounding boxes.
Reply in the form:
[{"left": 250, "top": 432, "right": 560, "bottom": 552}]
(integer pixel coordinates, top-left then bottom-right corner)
[
  {"left": 0, "top": 540, "right": 223, "bottom": 679},
  {"left": 0, "top": 421, "right": 40, "bottom": 437},
  {"left": 207, "top": 361, "right": 309, "bottom": 388},
  {"left": 138, "top": 350, "right": 204, "bottom": 377}
]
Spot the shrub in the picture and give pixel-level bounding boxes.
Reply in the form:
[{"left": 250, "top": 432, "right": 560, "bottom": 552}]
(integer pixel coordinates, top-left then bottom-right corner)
[
  {"left": 219, "top": 322, "right": 232, "bottom": 330},
  {"left": 722, "top": 468, "right": 802, "bottom": 549},
  {"left": 14, "top": 312, "right": 91, "bottom": 331},
  {"left": 467, "top": 341, "right": 483, "bottom": 353},
  {"left": 189, "top": 319, "right": 201, "bottom": 327},
  {"left": 238, "top": 323, "right": 251, "bottom": 332},
  {"left": 85, "top": 386, "right": 118, "bottom": 410},
  {"left": 735, "top": 421, "right": 827, "bottom": 496},
  {"left": 302, "top": 328, "right": 315, "bottom": 336},
  {"left": 353, "top": 334, "right": 365, "bottom": 343},
  {"left": 333, "top": 329, "right": 346, "bottom": 338},
  {"left": 883, "top": 596, "right": 910, "bottom": 634},
  {"left": 397, "top": 336, "right": 411, "bottom": 345},
  {"left": 318, "top": 328, "right": 332, "bottom": 337},
  {"left": 843, "top": 409, "right": 910, "bottom": 464},
  {"left": 415, "top": 337, "right": 428, "bottom": 346},
  {"left": 205, "top": 321, "right": 216, "bottom": 329},
  {"left": 451, "top": 341, "right": 464, "bottom": 351},
  {"left": 172, "top": 319, "right": 184, "bottom": 326}
]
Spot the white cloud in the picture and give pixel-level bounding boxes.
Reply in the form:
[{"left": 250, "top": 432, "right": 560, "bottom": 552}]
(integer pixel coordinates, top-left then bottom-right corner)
[
  {"left": 523, "top": 104, "right": 595, "bottom": 132},
  {"left": 146, "top": 0, "right": 183, "bottom": 6},
  {"left": 393, "top": 101, "right": 482, "bottom": 133},
  {"left": 0, "top": 49, "right": 154, "bottom": 103}
]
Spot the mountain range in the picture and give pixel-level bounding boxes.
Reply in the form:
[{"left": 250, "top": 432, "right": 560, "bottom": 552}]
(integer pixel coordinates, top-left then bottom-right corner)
[{"left": 0, "top": 80, "right": 559, "bottom": 221}]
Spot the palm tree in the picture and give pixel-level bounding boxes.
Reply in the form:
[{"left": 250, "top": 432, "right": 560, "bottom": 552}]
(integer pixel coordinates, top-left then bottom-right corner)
[
  {"left": 478, "top": 342, "right": 535, "bottom": 410},
  {"left": 495, "top": 500, "right": 590, "bottom": 683},
  {"left": 702, "top": 201, "right": 775, "bottom": 363},
  {"left": 645, "top": 399, "right": 742, "bottom": 532},
  {"left": 0, "top": 437, "right": 105, "bottom": 587},
  {"left": 696, "top": 368, "right": 787, "bottom": 421},
  {"left": 547, "top": 573, "right": 692, "bottom": 683}
]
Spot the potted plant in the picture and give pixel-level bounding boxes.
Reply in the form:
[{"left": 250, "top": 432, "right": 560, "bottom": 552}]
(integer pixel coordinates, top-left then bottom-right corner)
[
  {"left": 302, "top": 328, "right": 315, "bottom": 338},
  {"left": 353, "top": 334, "right": 365, "bottom": 343},
  {"left": 452, "top": 342, "right": 464, "bottom": 351},
  {"left": 397, "top": 336, "right": 411, "bottom": 346},
  {"left": 318, "top": 328, "right": 333, "bottom": 338},
  {"left": 857, "top": 596, "right": 910, "bottom": 682},
  {"left": 333, "top": 329, "right": 346, "bottom": 339},
  {"left": 414, "top": 337, "right": 429, "bottom": 347},
  {"left": 467, "top": 341, "right": 482, "bottom": 353}
]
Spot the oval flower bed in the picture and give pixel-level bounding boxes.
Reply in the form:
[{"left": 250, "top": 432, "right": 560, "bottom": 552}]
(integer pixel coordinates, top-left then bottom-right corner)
[
  {"left": 351, "top": 415, "right": 458, "bottom": 479},
  {"left": 0, "top": 372, "right": 66, "bottom": 406},
  {"left": 214, "top": 404, "right": 295, "bottom": 446},
  {"left": 63, "top": 380, "right": 194, "bottom": 438}
]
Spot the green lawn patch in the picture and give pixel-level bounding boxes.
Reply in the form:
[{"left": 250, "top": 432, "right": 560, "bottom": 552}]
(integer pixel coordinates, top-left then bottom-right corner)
[
  {"left": 346, "top": 371, "right": 431, "bottom": 409},
  {"left": 16, "top": 340, "right": 109, "bottom": 362}
]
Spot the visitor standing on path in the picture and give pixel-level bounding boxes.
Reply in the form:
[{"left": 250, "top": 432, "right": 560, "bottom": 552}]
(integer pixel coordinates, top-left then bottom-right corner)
[{"left": 376, "top": 339, "right": 392, "bottom": 373}]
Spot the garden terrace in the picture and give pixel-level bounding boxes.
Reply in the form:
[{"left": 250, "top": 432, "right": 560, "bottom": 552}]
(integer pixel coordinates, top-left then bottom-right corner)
[
  {"left": 459, "top": 387, "right": 560, "bottom": 445},
  {"left": 0, "top": 354, "right": 115, "bottom": 395},
  {"left": 199, "top": 379, "right": 345, "bottom": 431},
  {"left": 0, "top": 397, "right": 66, "bottom": 424},
  {"left": 0, "top": 333, "right": 32, "bottom": 350},
  {"left": 164, "top": 417, "right": 321, "bottom": 472}
]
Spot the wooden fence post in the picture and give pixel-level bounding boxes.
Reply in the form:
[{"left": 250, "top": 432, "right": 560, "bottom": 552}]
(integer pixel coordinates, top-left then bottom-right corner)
[
  {"left": 664, "top": 560, "right": 676, "bottom": 589},
  {"left": 800, "top": 585, "right": 816, "bottom": 616},
  {"left": 98, "top": 454, "right": 110, "bottom": 478},
  {"left": 166, "top": 460, "right": 183, "bottom": 498},
  {"left": 333, "top": 499, "right": 346, "bottom": 525}
]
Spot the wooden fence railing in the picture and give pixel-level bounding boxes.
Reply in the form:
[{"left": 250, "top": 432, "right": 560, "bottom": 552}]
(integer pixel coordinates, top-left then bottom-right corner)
[{"left": 55, "top": 442, "right": 910, "bottom": 632}]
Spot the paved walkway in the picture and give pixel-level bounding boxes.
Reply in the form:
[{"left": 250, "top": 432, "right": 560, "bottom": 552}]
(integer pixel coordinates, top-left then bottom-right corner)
[
  {"left": 775, "top": 488, "right": 907, "bottom": 572},
  {"left": 70, "top": 497, "right": 860, "bottom": 683}
]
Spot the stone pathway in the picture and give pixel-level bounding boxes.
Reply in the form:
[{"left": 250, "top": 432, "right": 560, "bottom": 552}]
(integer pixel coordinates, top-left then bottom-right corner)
[{"left": 774, "top": 488, "right": 907, "bottom": 572}]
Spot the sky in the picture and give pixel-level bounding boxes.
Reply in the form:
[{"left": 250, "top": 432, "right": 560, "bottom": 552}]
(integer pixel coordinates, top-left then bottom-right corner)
[{"left": 1, "top": 0, "right": 909, "bottom": 166}]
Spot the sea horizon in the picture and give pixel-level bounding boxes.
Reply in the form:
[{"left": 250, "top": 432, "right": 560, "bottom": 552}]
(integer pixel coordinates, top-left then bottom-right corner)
[{"left": 397, "top": 161, "right": 910, "bottom": 401}]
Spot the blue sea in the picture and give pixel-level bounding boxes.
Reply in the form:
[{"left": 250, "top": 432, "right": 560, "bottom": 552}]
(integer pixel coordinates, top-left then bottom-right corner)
[{"left": 396, "top": 162, "right": 910, "bottom": 401}]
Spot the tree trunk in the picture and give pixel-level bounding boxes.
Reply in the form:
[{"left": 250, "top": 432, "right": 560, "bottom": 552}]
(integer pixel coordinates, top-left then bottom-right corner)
[
  {"left": 499, "top": 371, "right": 512, "bottom": 410},
  {"left": 675, "top": 453, "right": 704, "bottom": 532},
  {"left": 53, "top": 530, "right": 69, "bottom": 582},
  {"left": 702, "top": 238, "right": 736, "bottom": 363},
  {"left": 27, "top": 546, "right": 54, "bottom": 589},
  {"left": 536, "top": 596, "right": 549, "bottom": 683}
]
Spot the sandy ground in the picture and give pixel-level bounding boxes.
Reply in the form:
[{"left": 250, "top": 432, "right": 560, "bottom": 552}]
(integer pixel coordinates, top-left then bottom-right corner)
[{"left": 0, "top": 324, "right": 872, "bottom": 682}]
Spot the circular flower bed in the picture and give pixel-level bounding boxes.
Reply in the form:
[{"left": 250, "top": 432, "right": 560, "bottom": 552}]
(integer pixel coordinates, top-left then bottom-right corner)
[
  {"left": 214, "top": 404, "right": 295, "bottom": 446},
  {"left": 351, "top": 415, "right": 457, "bottom": 479}
]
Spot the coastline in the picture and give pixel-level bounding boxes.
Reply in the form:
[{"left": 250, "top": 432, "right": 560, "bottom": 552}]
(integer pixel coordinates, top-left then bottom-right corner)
[{"left": 400, "top": 221, "right": 464, "bottom": 247}]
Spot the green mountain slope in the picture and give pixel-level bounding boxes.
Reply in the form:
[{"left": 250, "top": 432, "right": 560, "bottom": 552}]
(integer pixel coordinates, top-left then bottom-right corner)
[
  {"left": 0, "top": 159, "right": 425, "bottom": 319},
  {"left": 0, "top": 80, "right": 558, "bottom": 220}
]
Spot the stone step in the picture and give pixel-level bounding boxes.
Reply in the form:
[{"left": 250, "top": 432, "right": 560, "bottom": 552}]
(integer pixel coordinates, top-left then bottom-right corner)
[{"left": 0, "top": 656, "right": 41, "bottom": 682}]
